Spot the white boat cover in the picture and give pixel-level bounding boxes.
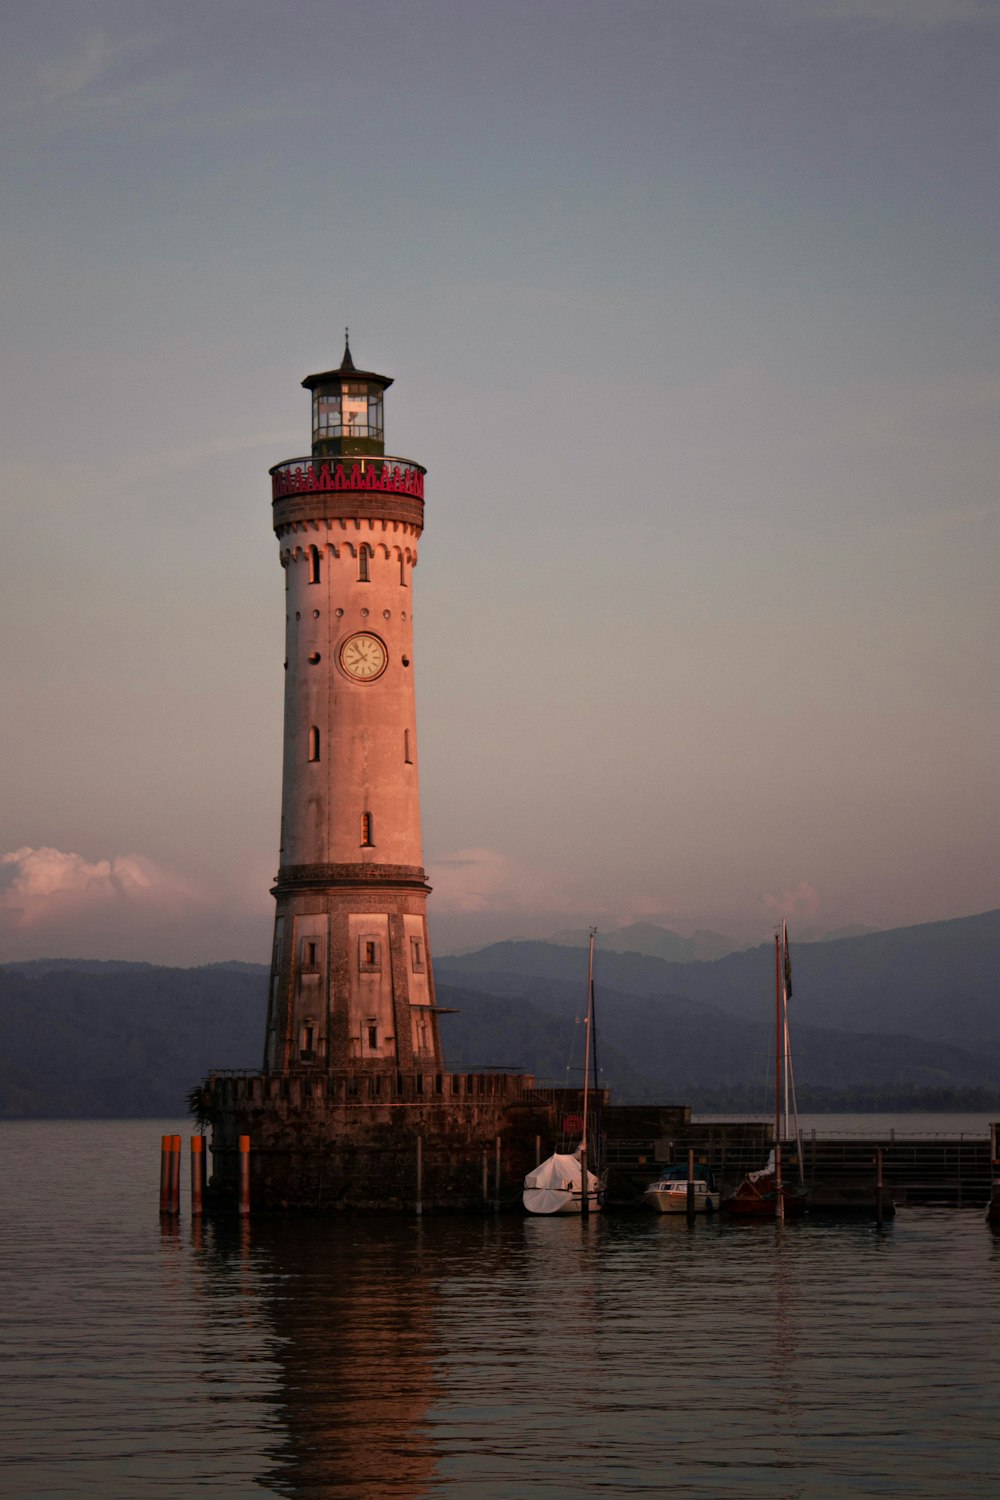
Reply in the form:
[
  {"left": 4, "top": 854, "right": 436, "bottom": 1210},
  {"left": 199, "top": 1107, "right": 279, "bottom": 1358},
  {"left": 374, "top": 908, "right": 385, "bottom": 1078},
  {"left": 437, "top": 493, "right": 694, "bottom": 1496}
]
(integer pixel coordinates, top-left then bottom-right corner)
[
  {"left": 523, "top": 1151, "right": 600, "bottom": 1215},
  {"left": 747, "top": 1148, "right": 777, "bottom": 1183}
]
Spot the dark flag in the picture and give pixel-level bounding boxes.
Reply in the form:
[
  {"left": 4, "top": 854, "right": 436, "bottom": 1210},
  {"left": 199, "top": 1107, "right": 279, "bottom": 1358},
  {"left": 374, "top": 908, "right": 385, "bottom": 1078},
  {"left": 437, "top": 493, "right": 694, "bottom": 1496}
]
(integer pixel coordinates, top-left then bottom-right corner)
[{"left": 782, "top": 920, "right": 793, "bottom": 1000}]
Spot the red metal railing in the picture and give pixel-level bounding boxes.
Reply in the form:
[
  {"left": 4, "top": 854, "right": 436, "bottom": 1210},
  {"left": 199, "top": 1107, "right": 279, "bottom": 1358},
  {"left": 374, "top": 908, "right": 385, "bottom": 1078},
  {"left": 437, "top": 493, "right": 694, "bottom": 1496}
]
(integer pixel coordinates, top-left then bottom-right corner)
[{"left": 271, "top": 455, "right": 425, "bottom": 502}]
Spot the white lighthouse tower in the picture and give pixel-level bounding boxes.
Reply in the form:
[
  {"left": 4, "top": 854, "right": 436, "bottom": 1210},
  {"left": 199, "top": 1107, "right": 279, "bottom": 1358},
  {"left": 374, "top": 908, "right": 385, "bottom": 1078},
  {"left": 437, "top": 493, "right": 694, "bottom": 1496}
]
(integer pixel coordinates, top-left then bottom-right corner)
[{"left": 263, "top": 339, "right": 442, "bottom": 1076}]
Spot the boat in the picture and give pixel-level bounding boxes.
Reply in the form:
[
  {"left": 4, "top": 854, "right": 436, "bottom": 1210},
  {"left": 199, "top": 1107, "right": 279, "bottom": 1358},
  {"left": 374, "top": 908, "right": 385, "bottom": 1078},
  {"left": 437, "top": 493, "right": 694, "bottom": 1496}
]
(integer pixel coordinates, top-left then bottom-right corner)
[
  {"left": 721, "top": 923, "right": 808, "bottom": 1219},
  {"left": 523, "top": 1150, "right": 602, "bottom": 1215},
  {"left": 643, "top": 1165, "right": 718, "bottom": 1214},
  {"left": 719, "top": 1154, "right": 808, "bottom": 1218},
  {"left": 524, "top": 928, "right": 604, "bottom": 1216}
]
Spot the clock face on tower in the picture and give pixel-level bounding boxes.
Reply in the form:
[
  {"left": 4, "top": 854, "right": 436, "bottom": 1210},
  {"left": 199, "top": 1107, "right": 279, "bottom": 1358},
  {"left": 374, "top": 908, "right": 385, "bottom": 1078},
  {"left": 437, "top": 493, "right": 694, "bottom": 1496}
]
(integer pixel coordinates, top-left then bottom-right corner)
[{"left": 339, "top": 631, "right": 388, "bottom": 682}]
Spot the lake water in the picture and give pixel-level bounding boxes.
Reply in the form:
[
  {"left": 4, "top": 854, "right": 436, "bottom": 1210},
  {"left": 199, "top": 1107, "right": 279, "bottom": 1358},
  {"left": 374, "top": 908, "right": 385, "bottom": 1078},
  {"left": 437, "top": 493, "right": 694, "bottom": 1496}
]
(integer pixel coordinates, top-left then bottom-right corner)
[{"left": 2, "top": 1118, "right": 999, "bottom": 1498}]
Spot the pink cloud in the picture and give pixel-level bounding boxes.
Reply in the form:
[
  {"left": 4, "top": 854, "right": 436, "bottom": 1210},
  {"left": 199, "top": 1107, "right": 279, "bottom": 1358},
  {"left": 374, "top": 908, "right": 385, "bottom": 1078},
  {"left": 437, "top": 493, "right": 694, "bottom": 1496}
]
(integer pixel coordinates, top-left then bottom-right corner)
[
  {"left": 0, "top": 845, "right": 273, "bottom": 964},
  {"left": 428, "top": 847, "right": 573, "bottom": 915},
  {"left": 0, "top": 846, "right": 203, "bottom": 927},
  {"left": 761, "top": 880, "right": 821, "bottom": 923}
]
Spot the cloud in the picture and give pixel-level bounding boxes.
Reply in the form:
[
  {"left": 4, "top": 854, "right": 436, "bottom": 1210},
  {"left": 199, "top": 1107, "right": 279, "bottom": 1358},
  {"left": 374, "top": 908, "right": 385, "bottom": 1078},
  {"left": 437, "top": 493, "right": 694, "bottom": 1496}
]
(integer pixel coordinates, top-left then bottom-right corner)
[
  {"left": 34, "top": 33, "right": 126, "bottom": 108},
  {"left": 761, "top": 880, "right": 821, "bottom": 923},
  {"left": 0, "top": 846, "right": 204, "bottom": 930},
  {"left": 10, "top": 32, "right": 191, "bottom": 121},
  {"left": 428, "top": 847, "right": 572, "bottom": 914},
  {"left": 0, "top": 845, "right": 277, "bottom": 963}
]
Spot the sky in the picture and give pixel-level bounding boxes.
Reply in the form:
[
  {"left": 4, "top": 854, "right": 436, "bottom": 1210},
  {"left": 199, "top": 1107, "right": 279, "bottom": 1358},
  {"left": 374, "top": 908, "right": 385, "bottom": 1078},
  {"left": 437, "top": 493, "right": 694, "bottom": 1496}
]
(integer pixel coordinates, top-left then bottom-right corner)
[{"left": 0, "top": 0, "right": 997, "bottom": 964}]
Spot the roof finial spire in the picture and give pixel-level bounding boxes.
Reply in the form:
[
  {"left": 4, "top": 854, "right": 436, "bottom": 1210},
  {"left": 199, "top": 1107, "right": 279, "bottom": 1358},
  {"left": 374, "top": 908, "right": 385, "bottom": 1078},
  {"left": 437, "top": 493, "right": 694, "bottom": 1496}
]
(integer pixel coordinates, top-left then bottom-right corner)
[{"left": 341, "top": 326, "right": 355, "bottom": 371}]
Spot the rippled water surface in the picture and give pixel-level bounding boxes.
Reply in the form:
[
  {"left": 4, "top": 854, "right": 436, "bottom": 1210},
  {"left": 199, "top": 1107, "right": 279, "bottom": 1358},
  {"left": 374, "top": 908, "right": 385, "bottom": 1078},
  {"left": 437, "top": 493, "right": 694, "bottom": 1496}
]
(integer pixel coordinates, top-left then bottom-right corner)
[{"left": 2, "top": 1120, "right": 999, "bottom": 1498}]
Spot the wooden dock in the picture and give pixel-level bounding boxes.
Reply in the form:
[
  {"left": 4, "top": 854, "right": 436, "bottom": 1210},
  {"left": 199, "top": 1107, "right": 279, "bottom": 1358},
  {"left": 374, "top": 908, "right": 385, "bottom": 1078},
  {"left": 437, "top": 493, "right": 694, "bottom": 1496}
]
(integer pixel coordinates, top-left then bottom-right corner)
[{"left": 603, "top": 1122, "right": 997, "bottom": 1210}]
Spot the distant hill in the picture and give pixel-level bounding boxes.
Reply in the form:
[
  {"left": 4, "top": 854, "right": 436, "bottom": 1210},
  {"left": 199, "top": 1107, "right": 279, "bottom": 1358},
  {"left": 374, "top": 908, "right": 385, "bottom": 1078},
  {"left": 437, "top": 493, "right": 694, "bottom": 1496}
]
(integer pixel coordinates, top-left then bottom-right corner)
[
  {"left": 547, "top": 924, "right": 742, "bottom": 962},
  {"left": 0, "top": 964, "right": 267, "bottom": 1118},
  {"left": 1, "top": 911, "right": 997, "bottom": 1116},
  {"left": 437, "top": 911, "right": 1000, "bottom": 1052},
  {"left": 436, "top": 910, "right": 1000, "bottom": 1105},
  {"left": 437, "top": 973, "right": 1000, "bottom": 1102}
]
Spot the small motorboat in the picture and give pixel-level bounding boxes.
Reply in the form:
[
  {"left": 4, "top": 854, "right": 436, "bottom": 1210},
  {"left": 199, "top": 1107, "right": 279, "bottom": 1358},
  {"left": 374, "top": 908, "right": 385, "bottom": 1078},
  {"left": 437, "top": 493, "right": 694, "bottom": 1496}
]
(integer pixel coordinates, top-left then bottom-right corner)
[{"left": 643, "top": 1166, "right": 717, "bottom": 1214}]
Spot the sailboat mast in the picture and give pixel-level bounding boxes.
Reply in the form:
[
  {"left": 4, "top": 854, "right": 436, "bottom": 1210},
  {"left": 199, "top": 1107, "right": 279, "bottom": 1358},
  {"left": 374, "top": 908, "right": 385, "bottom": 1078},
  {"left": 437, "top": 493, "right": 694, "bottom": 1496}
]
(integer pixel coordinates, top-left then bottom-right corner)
[
  {"left": 580, "top": 928, "right": 596, "bottom": 1217},
  {"left": 774, "top": 932, "right": 784, "bottom": 1220}
]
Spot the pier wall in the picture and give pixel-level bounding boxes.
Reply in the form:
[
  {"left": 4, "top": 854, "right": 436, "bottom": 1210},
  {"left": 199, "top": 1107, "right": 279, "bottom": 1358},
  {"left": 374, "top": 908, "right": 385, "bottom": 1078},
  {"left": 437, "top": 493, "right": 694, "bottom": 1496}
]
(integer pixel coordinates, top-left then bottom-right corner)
[{"left": 202, "top": 1070, "right": 691, "bottom": 1211}]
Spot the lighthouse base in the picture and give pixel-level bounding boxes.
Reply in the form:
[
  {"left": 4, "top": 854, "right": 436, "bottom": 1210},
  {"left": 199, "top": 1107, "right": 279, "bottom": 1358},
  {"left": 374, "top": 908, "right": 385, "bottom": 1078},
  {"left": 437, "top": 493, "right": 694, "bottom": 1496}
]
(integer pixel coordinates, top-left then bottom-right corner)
[{"left": 204, "top": 1069, "right": 570, "bottom": 1212}]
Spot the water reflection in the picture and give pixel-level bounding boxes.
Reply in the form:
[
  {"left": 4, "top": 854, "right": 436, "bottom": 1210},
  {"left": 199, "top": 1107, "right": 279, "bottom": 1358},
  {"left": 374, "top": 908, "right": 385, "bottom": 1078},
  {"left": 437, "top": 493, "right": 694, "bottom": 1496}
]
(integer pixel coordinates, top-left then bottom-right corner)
[
  {"left": 176, "top": 1209, "right": 1000, "bottom": 1500},
  {"left": 190, "top": 1218, "right": 440, "bottom": 1497}
]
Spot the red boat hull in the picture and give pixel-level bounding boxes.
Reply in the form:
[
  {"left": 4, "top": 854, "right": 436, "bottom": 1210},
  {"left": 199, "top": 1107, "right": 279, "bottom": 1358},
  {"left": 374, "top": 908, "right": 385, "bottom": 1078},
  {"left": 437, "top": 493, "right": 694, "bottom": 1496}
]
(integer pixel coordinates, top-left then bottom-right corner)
[{"left": 721, "top": 1174, "right": 808, "bottom": 1218}]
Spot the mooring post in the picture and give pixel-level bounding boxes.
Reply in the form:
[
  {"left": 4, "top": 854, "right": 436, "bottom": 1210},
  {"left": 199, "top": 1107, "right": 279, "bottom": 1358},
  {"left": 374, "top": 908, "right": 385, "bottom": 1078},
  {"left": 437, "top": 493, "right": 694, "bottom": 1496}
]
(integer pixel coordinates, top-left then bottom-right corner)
[
  {"left": 159, "top": 1135, "right": 171, "bottom": 1214},
  {"left": 238, "top": 1134, "right": 251, "bottom": 1217},
  {"left": 190, "top": 1135, "right": 205, "bottom": 1217},
  {"left": 875, "top": 1145, "right": 884, "bottom": 1225},
  {"left": 493, "top": 1135, "right": 501, "bottom": 1213},
  {"left": 169, "top": 1135, "right": 182, "bottom": 1216},
  {"left": 482, "top": 1149, "right": 489, "bottom": 1210},
  {"left": 580, "top": 1136, "right": 589, "bottom": 1219},
  {"left": 687, "top": 1147, "right": 696, "bottom": 1221},
  {"left": 535, "top": 1133, "right": 542, "bottom": 1166},
  {"left": 415, "top": 1134, "right": 423, "bottom": 1217}
]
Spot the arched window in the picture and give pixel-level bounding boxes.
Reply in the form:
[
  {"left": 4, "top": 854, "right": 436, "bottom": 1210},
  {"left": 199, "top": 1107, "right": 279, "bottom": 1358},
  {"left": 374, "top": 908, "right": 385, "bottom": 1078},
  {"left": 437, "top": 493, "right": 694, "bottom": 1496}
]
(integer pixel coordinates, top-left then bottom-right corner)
[
  {"left": 308, "top": 726, "right": 320, "bottom": 762},
  {"left": 358, "top": 545, "right": 370, "bottom": 583},
  {"left": 361, "top": 811, "right": 374, "bottom": 846},
  {"left": 308, "top": 545, "right": 321, "bottom": 584}
]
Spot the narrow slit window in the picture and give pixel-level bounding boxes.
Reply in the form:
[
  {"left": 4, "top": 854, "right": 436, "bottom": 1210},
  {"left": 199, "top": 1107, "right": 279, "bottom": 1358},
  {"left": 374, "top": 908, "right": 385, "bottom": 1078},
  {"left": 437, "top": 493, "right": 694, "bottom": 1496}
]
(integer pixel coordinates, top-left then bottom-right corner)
[
  {"left": 305, "top": 941, "right": 317, "bottom": 967},
  {"left": 364, "top": 940, "right": 377, "bottom": 965},
  {"left": 361, "top": 811, "right": 373, "bottom": 846},
  {"left": 358, "top": 545, "right": 370, "bottom": 583},
  {"left": 367, "top": 1023, "right": 378, "bottom": 1050},
  {"left": 410, "top": 936, "right": 425, "bottom": 972},
  {"left": 404, "top": 729, "right": 412, "bottom": 764},
  {"left": 308, "top": 725, "right": 320, "bottom": 762},
  {"left": 399, "top": 553, "right": 406, "bottom": 586},
  {"left": 308, "top": 545, "right": 321, "bottom": 584}
]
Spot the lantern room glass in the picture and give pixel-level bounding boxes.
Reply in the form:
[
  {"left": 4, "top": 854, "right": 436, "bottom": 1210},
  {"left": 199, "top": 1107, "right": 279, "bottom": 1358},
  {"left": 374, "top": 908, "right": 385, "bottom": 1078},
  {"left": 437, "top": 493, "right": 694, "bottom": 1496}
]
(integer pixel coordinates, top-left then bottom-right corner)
[{"left": 312, "top": 382, "right": 384, "bottom": 446}]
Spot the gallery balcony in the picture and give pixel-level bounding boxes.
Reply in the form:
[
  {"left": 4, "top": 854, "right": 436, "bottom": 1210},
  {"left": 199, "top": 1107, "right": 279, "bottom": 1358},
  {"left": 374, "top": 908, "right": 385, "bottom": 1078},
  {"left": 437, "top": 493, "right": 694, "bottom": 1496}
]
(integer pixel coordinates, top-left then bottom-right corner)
[{"left": 270, "top": 454, "right": 425, "bottom": 502}]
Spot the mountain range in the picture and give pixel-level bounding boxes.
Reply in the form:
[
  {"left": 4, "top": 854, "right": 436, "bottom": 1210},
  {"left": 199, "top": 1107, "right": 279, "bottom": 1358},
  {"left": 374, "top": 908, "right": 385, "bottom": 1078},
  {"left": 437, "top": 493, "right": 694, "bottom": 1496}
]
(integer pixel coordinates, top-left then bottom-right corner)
[{"left": 1, "top": 910, "right": 997, "bottom": 1116}]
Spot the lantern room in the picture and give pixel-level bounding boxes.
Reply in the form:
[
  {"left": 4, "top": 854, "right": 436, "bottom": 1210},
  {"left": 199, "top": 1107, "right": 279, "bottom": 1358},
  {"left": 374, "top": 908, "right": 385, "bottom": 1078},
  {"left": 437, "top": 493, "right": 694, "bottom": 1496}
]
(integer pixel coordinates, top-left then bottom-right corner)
[{"left": 301, "top": 335, "right": 394, "bottom": 459}]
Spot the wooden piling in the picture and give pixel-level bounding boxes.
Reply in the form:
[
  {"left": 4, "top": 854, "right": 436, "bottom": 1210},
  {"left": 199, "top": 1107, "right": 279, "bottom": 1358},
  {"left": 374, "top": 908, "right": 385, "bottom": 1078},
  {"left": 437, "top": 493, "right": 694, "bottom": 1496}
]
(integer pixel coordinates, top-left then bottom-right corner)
[
  {"left": 159, "top": 1135, "right": 171, "bottom": 1214},
  {"left": 493, "top": 1135, "right": 501, "bottom": 1213},
  {"left": 686, "top": 1147, "right": 696, "bottom": 1221},
  {"left": 190, "top": 1135, "right": 205, "bottom": 1217},
  {"left": 238, "top": 1134, "right": 251, "bottom": 1217},
  {"left": 482, "top": 1150, "right": 489, "bottom": 1209},
  {"left": 415, "top": 1134, "right": 423, "bottom": 1217},
  {"left": 875, "top": 1145, "right": 884, "bottom": 1225},
  {"left": 169, "top": 1135, "right": 182, "bottom": 1216}
]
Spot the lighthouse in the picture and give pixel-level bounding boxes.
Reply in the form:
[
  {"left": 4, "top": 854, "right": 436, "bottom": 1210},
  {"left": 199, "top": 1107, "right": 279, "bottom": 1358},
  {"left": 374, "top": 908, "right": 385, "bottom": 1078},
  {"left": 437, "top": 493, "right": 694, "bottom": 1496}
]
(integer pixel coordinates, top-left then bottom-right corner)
[
  {"left": 262, "top": 339, "right": 443, "bottom": 1076},
  {"left": 198, "top": 342, "right": 685, "bottom": 1212}
]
